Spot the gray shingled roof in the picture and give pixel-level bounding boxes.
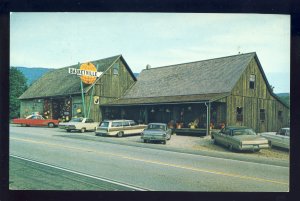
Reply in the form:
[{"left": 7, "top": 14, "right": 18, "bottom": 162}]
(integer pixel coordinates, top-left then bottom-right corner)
[
  {"left": 19, "top": 55, "right": 121, "bottom": 99},
  {"left": 105, "top": 52, "right": 256, "bottom": 106},
  {"left": 124, "top": 52, "right": 256, "bottom": 99}
]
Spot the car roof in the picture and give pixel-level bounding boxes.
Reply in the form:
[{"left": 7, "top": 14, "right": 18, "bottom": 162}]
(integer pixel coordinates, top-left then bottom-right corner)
[
  {"left": 103, "top": 119, "right": 133, "bottom": 122},
  {"left": 226, "top": 126, "right": 250, "bottom": 130},
  {"left": 148, "top": 123, "right": 167, "bottom": 126}
]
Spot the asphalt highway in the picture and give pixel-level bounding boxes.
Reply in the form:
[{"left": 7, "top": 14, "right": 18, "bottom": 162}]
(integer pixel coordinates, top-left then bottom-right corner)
[{"left": 9, "top": 125, "right": 289, "bottom": 191}]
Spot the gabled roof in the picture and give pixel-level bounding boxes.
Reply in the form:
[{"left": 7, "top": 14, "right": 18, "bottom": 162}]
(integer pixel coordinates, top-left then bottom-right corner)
[
  {"left": 106, "top": 53, "right": 255, "bottom": 105},
  {"left": 123, "top": 52, "right": 256, "bottom": 99},
  {"left": 19, "top": 55, "right": 130, "bottom": 99}
]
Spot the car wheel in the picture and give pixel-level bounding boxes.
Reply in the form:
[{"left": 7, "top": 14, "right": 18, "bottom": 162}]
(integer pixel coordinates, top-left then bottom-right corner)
[
  {"left": 66, "top": 129, "right": 71, "bottom": 132},
  {"left": 117, "top": 131, "right": 124, "bottom": 137},
  {"left": 228, "top": 144, "right": 233, "bottom": 151},
  {"left": 143, "top": 139, "right": 147, "bottom": 143},
  {"left": 269, "top": 141, "right": 273, "bottom": 148},
  {"left": 48, "top": 123, "right": 55, "bottom": 128},
  {"left": 80, "top": 128, "right": 86, "bottom": 133}
]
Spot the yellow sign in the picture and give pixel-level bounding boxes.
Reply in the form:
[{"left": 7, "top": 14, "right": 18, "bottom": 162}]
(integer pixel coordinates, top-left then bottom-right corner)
[
  {"left": 68, "top": 62, "right": 102, "bottom": 85},
  {"left": 94, "top": 96, "right": 100, "bottom": 104}
]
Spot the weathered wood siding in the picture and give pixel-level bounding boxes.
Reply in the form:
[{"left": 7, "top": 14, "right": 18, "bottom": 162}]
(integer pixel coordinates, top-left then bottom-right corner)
[
  {"left": 20, "top": 99, "right": 44, "bottom": 118},
  {"left": 86, "top": 58, "right": 136, "bottom": 122},
  {"left": 226, "top": 57, "right": 289, "bottom": 132}
]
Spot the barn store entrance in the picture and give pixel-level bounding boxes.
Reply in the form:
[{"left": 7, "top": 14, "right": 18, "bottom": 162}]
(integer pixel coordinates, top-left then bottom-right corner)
[{"left": 44, "top": 98, "right": 72, "bottom": 121}]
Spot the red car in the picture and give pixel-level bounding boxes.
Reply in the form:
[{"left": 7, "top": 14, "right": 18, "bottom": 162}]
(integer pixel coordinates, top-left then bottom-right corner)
[{"left": 12, "top": 114, "right": 59, "bottom": 128}]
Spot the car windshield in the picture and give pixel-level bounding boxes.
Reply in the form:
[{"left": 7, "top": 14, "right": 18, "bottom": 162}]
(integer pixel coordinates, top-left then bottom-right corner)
[
  {"left": 100, "top": 122, "right": 109, "bottom": 128},
  {"left": 282, "top": 129, "right": 290, "bottom": 136},
  {"left": 232, "top": 129, "right": 256, "bottom": 136},
  {"left": 147, "top": 124, "right": 166, "bottom": 130},
  {"left": 70, "top": 118, "right": 83, "bottom": 122}
]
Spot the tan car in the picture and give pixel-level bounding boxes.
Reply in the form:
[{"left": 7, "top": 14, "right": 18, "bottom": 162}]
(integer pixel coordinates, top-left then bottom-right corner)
[
  {"left": 95, "top": 120, "right": 147, "bottom": 137},
  {"left": 211, "top": 126, "right": 269, "bottom": 152}
]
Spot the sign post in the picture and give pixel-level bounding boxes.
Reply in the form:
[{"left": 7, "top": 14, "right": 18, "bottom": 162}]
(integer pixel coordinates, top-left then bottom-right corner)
[{"left": 69, "top": 62, "right": 102, "bottom": 118}]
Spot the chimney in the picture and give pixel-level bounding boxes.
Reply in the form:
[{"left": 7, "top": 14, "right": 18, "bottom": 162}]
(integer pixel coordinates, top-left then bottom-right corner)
[{"left": 146, "top": 64, "right": 151, "bottom": 70}]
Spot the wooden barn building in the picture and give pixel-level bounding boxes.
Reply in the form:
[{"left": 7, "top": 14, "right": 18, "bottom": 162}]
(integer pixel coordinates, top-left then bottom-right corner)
[
  {"left": 18, "top": 52, "right": 289, "bottom": 133},
  {"left": 18, "top": 55, "right": 137, "bottom": 122},
  {"left": 103, "top": 52, "right": 289, "bottom": 133}
]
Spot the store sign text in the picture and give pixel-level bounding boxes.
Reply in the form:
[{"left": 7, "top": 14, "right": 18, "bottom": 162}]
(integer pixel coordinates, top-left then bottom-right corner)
[{"left": 68, "top": 68, "right": 102, "bottom": 77}]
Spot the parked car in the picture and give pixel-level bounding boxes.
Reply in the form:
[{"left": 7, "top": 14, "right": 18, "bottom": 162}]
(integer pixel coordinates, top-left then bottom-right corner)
[
  {"left": 12, "top": 114, "right": 59, "bottom": 128},
  {"left": 260, "top": 128, "right": 290, "bottom": 150},
  {"left": 95, "top": 120, "right": 147, "bottom": 137},
  {"left": 211, "top": 126, "right": 269, "bottom": 152},
  {"left": 141, "top": 123, "right": 172, "bottom": 144},
  {"left": 58, "top": 117, "right": 99, "bottom": 133}
]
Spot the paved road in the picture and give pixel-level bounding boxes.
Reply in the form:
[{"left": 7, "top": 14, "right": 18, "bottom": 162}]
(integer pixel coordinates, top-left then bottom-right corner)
[{"left": 9, "top": 125, "right": 289, "bottom": 191}]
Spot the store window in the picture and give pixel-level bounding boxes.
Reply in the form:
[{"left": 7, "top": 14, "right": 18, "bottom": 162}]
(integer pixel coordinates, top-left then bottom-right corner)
[
  {"left": 249, "top": 74, "right": 256, "bottom": 89},
  {"left": 113, "top": 63, "right": 119, "bottom": 75},
  {"left": 260, "top": 109, "right": 266, "bottom": 121},
  {"left": 236, "top": 107, "right": 243, "bottom": 122}
]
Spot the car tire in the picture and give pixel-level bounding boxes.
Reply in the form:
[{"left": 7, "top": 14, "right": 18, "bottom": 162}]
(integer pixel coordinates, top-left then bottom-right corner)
[
  {"left": 48, "top": 123, "right": 55, "bottom": 128},
  {"left": 269, "top": 141, "right": 273, "bottom": 148},
  {"left": 143, "top": 139, "right": 147, "bottom": 143},
  {"left": 253, "top": 149, "right": 260, "bottom": 153},
  {"left": 80, "top": 128, "right": 86, "bottom": 133},
  {"left": 228, "top": 144, "right": 233, "bottom": 151},
  {"left": 66, "top": 129, "right": 71, "bottom": 132},
  {"left": 117, "top": 131, "right": 124, "bottom": 137}
]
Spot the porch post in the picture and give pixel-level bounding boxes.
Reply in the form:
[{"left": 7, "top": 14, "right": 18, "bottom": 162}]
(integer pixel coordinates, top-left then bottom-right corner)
[
  {"left": 144, "top": 106, "right": 148, "bottom": 124},
  {"left": 205, "top": 102, "right": 211, "bottom": 136}
]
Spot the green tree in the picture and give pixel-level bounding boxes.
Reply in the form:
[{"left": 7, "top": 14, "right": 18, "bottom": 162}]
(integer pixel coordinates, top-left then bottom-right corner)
[{"left": 10, "top": 67, "right": 28, "bottom": 119}]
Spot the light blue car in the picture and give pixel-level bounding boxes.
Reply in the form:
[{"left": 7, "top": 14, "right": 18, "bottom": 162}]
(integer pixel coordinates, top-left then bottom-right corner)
[{"left": 141, "top": 123, "right": 172, "bottom": 144}]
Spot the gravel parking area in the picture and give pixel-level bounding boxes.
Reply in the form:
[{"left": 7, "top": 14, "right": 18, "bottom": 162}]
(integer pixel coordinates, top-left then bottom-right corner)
[{"left": 108, "top": 134, "right": 289, "bottom": 161}]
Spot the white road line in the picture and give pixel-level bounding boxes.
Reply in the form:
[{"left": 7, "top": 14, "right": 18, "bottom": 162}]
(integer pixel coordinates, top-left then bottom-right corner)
[{"left": 10, "top": 154, "right": 152, "bottom": 191}]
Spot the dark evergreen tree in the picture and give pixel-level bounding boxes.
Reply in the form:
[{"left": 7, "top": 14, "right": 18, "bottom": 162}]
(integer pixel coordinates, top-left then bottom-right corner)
[{"left": 9, "top": 67, "right": 28, "bottom": 119}]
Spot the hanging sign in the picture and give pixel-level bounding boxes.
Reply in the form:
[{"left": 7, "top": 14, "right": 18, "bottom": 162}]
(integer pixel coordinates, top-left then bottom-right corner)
[
  {"left": 68, "top": 62, "right": 102, "bottom": 84},
  {"left": 94, "top": 96, "right": 100, "bottom": 104}
]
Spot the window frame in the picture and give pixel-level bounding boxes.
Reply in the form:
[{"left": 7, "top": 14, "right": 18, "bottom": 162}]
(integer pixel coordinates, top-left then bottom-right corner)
[
  {"left": 260, "top": 109, "right": 266, "bottom": 121},
  {"left": 113, "top": 63, "right": 119, "bottom": 75},
  {"left": 236, "top": 107, "right": 243, "bottom": 122},
  {"left": 249, "top": 74, "right": 256, "bottom": 89}
]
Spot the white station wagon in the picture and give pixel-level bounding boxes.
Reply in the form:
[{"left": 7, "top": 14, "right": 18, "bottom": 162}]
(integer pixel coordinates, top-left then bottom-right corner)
[{"left": 95, "top": 120, "right": 147, "bottom": 137}]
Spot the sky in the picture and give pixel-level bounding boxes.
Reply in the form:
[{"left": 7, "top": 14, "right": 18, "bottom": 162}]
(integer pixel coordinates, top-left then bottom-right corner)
[{"left": 10, "top": 13, "right": 290, "bottom": 93}]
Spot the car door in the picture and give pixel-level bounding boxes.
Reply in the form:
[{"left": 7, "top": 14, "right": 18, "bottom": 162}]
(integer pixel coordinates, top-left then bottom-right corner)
[
  {"left": 166, "top": 126, "right": 172, "bottom": 139},
  {"left": 215, "top": 128, "right": 228, "bottom": 146},
  {"left": 29, "top": 115, "right": 42, "bottom": 126},
  {"left": 280, "top": 129, "right": 290, "bottom": 149}
]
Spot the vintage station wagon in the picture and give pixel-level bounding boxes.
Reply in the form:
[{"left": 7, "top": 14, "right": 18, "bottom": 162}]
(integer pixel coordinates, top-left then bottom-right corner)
[{"left": 95, "top": 120, "right": 147, "bottom": 137}]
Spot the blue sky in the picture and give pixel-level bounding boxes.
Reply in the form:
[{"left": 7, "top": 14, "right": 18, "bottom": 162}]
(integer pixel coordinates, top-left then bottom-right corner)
[{"left": 10, "top": 13, "right": 290, "bottom": 93}]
